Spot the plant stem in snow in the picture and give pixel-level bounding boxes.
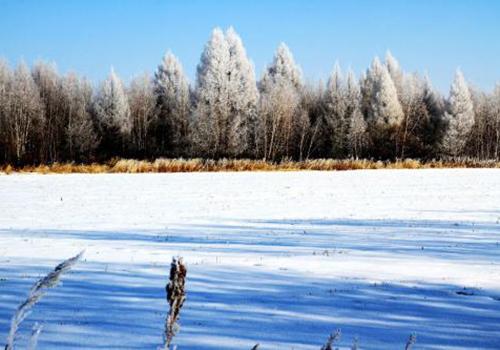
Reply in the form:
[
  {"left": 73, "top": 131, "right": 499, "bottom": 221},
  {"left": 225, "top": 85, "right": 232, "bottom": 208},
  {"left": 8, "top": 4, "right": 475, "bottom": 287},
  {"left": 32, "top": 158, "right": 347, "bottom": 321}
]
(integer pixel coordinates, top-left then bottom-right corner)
[
  {"left": 4, "top": 251, "right": 84, "bottom": 350},
  {"left": 405, "top": 333, "right": 417, "bottom": 350},
  {"left": 27, "top": 323, "right": 43, "bottom": 350},
  {"left": 163, "top": 257, "right": 187, "bottom": 349},
  {"left": 321, "top": 329, "right": 341, "bottom": 350}
]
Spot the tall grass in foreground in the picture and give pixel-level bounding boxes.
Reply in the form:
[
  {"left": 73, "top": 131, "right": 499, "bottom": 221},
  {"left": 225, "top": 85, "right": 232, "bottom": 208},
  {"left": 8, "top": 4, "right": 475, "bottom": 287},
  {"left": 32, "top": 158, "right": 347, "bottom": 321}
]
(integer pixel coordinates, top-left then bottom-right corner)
[
  {"left": 163, "top": 257, "right": 187, "bottom": 350},
  {"left": 321, "top": 329, "right": 342, "bottom": 350},
  {"left": 2, "top": 157, "right": 500, "bottom": 174},
  {"left": 26, "top": 324, "right": 42, "bottom": 350},
  {"left": 6, "top": 253, "right": 417, "bottom": 349},
  {"left": 4, "top": 251, "right": 84, "bottom": 350},
  {"left": 405, "top": 333, "right": 417, "bottom": 350},
  {"left": 251, "top": 328, "right": 414, "bottom": 349},
  {"left": 159, "top": 257, "right": 418, "bottom": 350}
]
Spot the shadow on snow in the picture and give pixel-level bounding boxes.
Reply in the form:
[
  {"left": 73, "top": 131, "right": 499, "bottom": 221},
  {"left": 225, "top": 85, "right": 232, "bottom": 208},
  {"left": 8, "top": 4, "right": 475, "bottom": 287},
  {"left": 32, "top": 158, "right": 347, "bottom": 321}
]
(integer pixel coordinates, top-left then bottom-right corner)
[{"left": 1, "top": 217, "right": 499, "bottom": 349}]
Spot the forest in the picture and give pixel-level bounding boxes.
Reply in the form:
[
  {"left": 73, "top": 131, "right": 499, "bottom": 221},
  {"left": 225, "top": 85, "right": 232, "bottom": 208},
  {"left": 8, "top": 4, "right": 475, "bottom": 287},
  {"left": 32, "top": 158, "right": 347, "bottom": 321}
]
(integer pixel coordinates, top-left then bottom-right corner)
[{"left": 0, "top": 27, "right": 499, "bottom": 165}]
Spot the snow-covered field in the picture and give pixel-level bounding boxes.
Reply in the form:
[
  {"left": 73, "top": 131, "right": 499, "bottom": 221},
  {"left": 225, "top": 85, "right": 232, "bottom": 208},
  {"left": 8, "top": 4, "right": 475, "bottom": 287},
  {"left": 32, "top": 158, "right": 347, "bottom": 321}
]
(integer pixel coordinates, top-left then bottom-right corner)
[{"left": 1, "top": 169, "right": 500, "bottom": 349}]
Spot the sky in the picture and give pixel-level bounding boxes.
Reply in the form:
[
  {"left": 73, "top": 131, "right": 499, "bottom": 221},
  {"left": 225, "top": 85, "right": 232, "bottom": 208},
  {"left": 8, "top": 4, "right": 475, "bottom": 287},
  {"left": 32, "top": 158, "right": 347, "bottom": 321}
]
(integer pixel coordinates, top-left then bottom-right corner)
[{"left": 0, "top": 0, "right": 499, "bottom": 93}]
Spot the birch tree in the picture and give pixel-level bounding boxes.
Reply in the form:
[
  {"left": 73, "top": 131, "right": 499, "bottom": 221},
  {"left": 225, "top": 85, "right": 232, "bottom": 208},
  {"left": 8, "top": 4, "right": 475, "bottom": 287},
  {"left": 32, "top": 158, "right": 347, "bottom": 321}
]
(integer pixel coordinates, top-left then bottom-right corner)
[
  {"left": 0, "top": 60, "right": 11, "bottom": 162},
  {"left": 469, "top": 88, "right": 491, "bottom": 159},
  {"left": 5, "top": 61, "right": 44, "bottom": 163},
  {"left": 129, "top": 73, "right": 157, "bottom": 155},
  {"left": 257, "top": 43, "right": 305, "bottom": 160},
  {"left": 299, "top": 82, "right": 324, "bottom": 160},
  {"left": 62, "top": 73, "right": 97, "bottom": 160},
  {"left": 398, "top": 73, "right": 425, "bottom": 158},
  {"left": 491, "top": 84, "right": 500, "bottom": 158},
  {"left": 32, "top": 61, "right": 66, "bottom": 162}
]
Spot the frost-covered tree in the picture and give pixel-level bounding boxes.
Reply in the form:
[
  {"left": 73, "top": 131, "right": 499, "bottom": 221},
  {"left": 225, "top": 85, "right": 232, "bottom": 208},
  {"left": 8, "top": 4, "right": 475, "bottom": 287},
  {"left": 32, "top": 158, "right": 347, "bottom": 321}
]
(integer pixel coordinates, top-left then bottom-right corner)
[
  {"left": 396, "top": 73, "right": 445, "bottom": 159},
  {"left": 466, "top": 83, "right": 500, "bottom": 160},
  {"left": 192, "top": 28, "right": 232, "bottom": 158},
  {"left": 323, "top": 63, "right": 347, "bottom": 157},
  {"left": 398, "top": 73, "right": 425, "bottom": 157},
  {"left": 299, "top": 82, "right": 324, "bottom": 160},
  {"left": 322, "top": 66, "right": 363, "bottom": 158},
  {"left": 259, "top": 43, "right": 302, "bottom": 91},
  {"left": 4, "top": 61, "right": 44, "bottom": 163},
  {"left": 62, "top": 73, "right": 97, "bottom": 160},
  {"left": 361, "top": 56, "right": 404, "bottom": 159},
  {"left": 345, "top": 69, "right": 361, "bottom": 111},
  {"left": 361, "top": 57, "right": 384, "bottom": 120},
  {"left": 129, "top": 73, "right": 157, "bottom": 155},
  {"left": 385, "top": 51, "right": 444, "bottom": 158},
  {"left": 93, "top": 68, "right": 131, "bottom": 157},
  {"left": 225, "top": 27, "right": 259, "bottom": 156},
  {"left": 441, "top": 70, "right": 475, "bottom": 157},
  {"left": 257, "top": 43, "right": 305, "bottom": 160},
  {"left": 491, "top": 84, "right": 500, "bottom": 158},
  {"left": 348, "top": 107, "right": 367, "bottom": 159},
  {"left": 470, "top": 87, "right": 492, "bottom": 159},
  {"left": 32, "top": 61, "right": 66, "bottom": 162},
  {"left": 345, "top": 70, "right": 367, "bottom": 158},
  {"left": 385, "top": 51, "right": 403, "bottom": 98},
  {"left": 420, "top": 76, "right": 446, "bottom": 156},
  {"left": 154, "top": 52, "right": 190, "bottom": 156},
  {"left": 1, "top": 34, "right": 499, "bottom": 164},
  {"left": 0, "top": 60, "right": 12, "bottom": 162},
  {"left": 423, "top": 76, "right": 445, "bottom": 119},
  {"left": 192, "top": 27, "right": 257, "bottom": 157},
  {"left": 372, "top": 65, "right": 404, "bottom": 128}
]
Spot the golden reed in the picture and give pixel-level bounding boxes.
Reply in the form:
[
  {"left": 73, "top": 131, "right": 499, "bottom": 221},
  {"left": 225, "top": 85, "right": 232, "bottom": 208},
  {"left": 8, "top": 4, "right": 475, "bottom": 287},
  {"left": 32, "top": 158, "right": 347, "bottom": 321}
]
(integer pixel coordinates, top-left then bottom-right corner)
[{"left": 1, "top": 158, "right": 499, "bottom": 174}]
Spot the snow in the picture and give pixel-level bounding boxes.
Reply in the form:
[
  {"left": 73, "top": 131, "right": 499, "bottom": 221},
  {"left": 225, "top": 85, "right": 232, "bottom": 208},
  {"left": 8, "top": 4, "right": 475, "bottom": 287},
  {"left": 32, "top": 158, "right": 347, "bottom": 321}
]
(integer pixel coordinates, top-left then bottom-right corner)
[{"left": 1, "top": 169, "right": 500, "bottom": 349}]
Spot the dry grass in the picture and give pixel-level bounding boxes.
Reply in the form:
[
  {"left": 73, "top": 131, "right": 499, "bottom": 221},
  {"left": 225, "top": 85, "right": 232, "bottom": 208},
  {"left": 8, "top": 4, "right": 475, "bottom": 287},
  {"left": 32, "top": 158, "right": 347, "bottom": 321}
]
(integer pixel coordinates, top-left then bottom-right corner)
[
  {"left": 405, "top": 333, "right": 417, "bottom": 350},
  {"left": 321, "top": 329, "right": 342, "bottom": 350},
  {"left": 1, "top": 158, "right": 499, "bottom": 174},
  {"left": 164, "top": 257, "right": 187, "bottom": 350},
  {"left": 5, "top": 251, "right": 84, "bottom": 350}
]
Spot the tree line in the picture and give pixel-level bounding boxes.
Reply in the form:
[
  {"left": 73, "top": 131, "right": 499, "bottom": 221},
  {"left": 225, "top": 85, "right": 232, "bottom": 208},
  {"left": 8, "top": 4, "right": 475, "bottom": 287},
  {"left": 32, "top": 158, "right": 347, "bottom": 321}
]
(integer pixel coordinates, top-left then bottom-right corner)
[{"left": 1, "top": 27, "right": 499, "bottom": 165}]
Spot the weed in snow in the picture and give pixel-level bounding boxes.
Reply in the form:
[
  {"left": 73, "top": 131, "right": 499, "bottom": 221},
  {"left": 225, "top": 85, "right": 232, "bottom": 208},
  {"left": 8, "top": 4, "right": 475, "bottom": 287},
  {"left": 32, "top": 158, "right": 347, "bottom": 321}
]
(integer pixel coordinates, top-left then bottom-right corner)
[
  {"left": 405, "top": 333, "right": 417, "bottom": 350},
  {"left": 4, "top": 251, "right": 84, "bottom": 350},
  {"left": 321, "top": 329, "right": 341, "bottom": 350},
  {"left": 163, "top": 257, "right": 187, "bottom": 349},
  {"left": 26, "top": 323, "right": 42, "bottom": 350}
]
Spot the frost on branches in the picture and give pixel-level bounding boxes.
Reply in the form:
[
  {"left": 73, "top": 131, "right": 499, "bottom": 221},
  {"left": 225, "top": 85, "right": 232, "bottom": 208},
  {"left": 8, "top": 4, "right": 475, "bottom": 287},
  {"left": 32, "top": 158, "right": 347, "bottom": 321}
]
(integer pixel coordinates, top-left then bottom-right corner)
[
  {"left": 257, "top": 43, "right": 307, "bottom": 160},
  {"left": 93, "top": 68, "right": 131, "bottom": 156},
  {"left": 0, "top": 27, "right": 498, "bottom": 164},
  {"left": 441, "top": 70, "right": 475, "bottom": 156},
  {"left": 154, "top": 52, "right": 190, "bottom": 156},
  {"left": 192, "top": 27, "right": 258, "bottom": 158}
]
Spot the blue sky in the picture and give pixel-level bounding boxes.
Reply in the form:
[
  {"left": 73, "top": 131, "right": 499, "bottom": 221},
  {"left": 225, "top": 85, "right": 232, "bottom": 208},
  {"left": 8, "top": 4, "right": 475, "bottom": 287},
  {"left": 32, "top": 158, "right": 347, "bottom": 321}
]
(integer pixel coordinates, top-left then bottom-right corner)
[{"left": 0, "top": 0, "right": 498, "bottom": 93}]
